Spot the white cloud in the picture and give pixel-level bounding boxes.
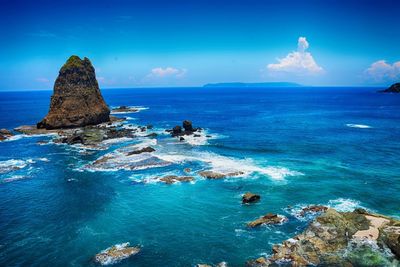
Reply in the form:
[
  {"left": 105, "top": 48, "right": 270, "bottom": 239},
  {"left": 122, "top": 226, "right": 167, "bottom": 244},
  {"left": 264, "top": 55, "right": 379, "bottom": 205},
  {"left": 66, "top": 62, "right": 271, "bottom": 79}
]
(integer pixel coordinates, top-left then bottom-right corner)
[
  {"left": 267, "top": 37, "right": 323, "bottom": 76},
  {"left": 146, "top": 67, "right": 187, "bottom": 79},
  {"left": 364, "top": 60, "right": 400, "bottom": 83}
]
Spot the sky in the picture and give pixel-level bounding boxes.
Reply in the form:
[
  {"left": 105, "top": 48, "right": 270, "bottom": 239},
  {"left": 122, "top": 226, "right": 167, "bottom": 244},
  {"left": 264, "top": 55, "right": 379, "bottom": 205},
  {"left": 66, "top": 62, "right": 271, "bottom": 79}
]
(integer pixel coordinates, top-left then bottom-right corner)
[{"left": 0, "top": 0, "right": 399, "bottom": 90}]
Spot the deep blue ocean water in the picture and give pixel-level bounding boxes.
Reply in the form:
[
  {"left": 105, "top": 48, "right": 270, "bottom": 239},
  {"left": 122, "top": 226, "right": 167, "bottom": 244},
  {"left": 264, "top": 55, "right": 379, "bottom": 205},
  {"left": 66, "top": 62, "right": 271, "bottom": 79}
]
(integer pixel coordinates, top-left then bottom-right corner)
[{"left": 0, "top": 87, "right": 399, "bottom": 266}]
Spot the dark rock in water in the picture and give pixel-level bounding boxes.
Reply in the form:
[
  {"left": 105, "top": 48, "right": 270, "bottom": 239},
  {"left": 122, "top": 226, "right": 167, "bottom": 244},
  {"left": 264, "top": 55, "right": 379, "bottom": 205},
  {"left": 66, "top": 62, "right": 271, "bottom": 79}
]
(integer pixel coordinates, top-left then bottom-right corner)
[
  {"left": 111, "top": 106, "right": 139, "bottom": 113},
  {"left": 381, "top": 83, "right": 400, "bottom": 93},
  {"left": 37, "top": 55, "right": 110, "bottom": 129},
  {"left": 94, "top": 242, "right": 140, "bottom": 265},
  {"left": 242, "top": 192, "right": 260, "bottom": 204},
  {"left": 159, "top": 175, "right": 194, "bottom": 184},
  {"left": 247, "top": 208, "right": 400, "bottom": 266},
  {"left": 183, "top": 120, "right": 193, "bottom": 131},
  {"left": 145, "top": 133, "right": 158, "bottom": 138},
  {"left": 247, "top": 213, "right": 287, "bottom": 227},
  {"left": 179, "top": 137, "right": 185, "bottom": 141},
  {"left": 172, "top": 126, "right": 182, "bottom": 136},
  {"left": 146, "top": 125, "right": 153, "bottom": 129},
  {"left": 126, "top": 146, "right": 155, "bottom": 155},
  {"left": 198, "top": 170, "right": 244, "bottom": 179},
  {"left": 299, "top": 205, "right": 328, "bottom": 216},
  {"left": 184, "top": 168, "right": 191, "bottom": 173},
  {"left": 0, "top": 128, "right": 13, "bottom": 141}
]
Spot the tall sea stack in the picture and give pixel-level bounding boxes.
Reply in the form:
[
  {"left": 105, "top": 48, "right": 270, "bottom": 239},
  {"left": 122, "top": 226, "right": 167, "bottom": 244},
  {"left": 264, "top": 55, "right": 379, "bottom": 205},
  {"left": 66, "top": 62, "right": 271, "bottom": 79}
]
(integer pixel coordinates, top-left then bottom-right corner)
[{"left": 37, "top": 56, "right": 110, "bottom": 129}]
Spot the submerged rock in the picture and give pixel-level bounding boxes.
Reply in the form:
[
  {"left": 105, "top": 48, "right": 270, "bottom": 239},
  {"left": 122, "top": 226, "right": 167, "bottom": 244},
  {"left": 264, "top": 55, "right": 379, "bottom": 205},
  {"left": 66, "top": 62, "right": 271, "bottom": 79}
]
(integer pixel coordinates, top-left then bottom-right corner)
[
  {"left": 381, "top": 83, "right": 400, "bottom": 93},
  {"left": 126, "top": 146, "right": 155, "bottom": 155},
  {"left": 159, "top": 175, "right": 194, "bottom": 184},
  {"left": 198, "top": 170, "right": 244, "bottom": 179},
  {"left": 94, "top": 242, "right": 140, "bottom": 265},
  {"left": 247, "top": 208, "right": 400, "bottom": 266},
  {"left": 247, "top": 213, "right": 287, "bottom": 227},
  {"left": 37, "top": 55, "right": 110, "bottom": 129},
  {"left": 242, "top": 192, "right": 261, "bottom": 204}
]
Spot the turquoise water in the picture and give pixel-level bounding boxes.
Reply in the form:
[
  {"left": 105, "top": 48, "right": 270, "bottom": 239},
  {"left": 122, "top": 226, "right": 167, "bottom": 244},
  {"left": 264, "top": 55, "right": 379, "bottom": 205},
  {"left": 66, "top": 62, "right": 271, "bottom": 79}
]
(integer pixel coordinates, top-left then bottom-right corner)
[{"left": 0, "top": 87, "right": 399, "bottom": 266}]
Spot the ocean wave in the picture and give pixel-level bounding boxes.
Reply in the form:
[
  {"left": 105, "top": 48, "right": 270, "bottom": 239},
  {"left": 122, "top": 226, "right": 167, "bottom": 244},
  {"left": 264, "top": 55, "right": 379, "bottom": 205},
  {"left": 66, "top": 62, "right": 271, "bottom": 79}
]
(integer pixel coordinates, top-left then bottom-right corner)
[
  {"left": 327, "top": 198, "right": 367, "bottom": 212},
  {"left": 2, "top": 175, "right": 29, "bottom": 183},
  {"left": 4, "top": 133, "right": 57, "bottom": 142},
  {"left": 346, "top": 124, "right": 372, "bottom": 129},
  {"left": 155, "top": 151, "right": 302, "bottom": 180},
  {"left": 0, "top": 159, "right": 30, "bottom": 174}
]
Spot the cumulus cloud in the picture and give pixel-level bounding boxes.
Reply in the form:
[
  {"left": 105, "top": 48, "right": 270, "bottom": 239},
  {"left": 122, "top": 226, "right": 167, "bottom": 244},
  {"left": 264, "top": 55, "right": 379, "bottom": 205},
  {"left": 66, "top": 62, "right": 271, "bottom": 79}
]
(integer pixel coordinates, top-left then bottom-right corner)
[
  {"left": 146, "top": 67, "right": 187, "bottom": 79},
  {"left": 364, "top": 60, "right": 400, "bottom": 83},
  {"left": 267, "top": 37, "right": 323, "bottom": 76}
]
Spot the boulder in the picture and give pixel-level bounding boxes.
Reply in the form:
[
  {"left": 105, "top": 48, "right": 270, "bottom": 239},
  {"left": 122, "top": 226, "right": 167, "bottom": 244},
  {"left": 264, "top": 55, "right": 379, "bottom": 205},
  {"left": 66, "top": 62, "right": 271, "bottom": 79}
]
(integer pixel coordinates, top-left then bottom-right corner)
[
  {"left": 198, "top": 170, "right": 244, "bottom": 179},
  {"left": 126, "top": 146, "right": 155, "bottom": 155},
  {"left": 247, "top": 213, "right": 287, "bottom": 227},
  {"left": 94, "top": 242, "right": 140, "bottom": 265},
  {"left": 381, "top": 83, "right": 400, "bottom": 93},
  {"left": 37, "top": 56, "right": 110, "bottom": 129},
  {"left": 172, "top": 126, "right": 182, "bottom": 136},
  {"left": 159, "top": 175, "right": 194, "bottom": 184},
  {"left": 183, "top": 120, "right": 193, "bottom": 131},
  {"left": 299, "top": 205, "right": 328, "bottom": 216},
  {"left": 242, "top": 192, "right": 261, "bottom": 204},
  {"left": 0, "top": 128, "right": 13, "bottom": 141}
]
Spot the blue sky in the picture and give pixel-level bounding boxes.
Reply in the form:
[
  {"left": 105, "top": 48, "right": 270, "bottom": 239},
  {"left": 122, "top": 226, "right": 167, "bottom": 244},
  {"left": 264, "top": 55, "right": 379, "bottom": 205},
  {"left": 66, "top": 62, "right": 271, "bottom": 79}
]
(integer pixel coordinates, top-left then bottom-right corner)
[{"left": 0, "top": 0, "right": 399, "bottom": 90}]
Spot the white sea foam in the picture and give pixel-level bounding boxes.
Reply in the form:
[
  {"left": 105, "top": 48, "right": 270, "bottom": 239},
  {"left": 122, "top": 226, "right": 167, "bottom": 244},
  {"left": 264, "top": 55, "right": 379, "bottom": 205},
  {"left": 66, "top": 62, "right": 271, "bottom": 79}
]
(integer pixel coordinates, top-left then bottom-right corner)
[
  {"left": 4, "top": 133, "right": 57, "bottom": 142},
  {"left": 155, "top": 151, "right": 302, "bottom": 180},
  {"left": 2, "top": 175, "right": 29, "bottom": 183},
  {"left": 346, "top": 124, "right": 372, "bottom": 129},
  {"left": 328, "top": 198, "right": 366, "bottom": 212},
  {"left": 0, "top": 159, "right": 29, "bottom": 174}
]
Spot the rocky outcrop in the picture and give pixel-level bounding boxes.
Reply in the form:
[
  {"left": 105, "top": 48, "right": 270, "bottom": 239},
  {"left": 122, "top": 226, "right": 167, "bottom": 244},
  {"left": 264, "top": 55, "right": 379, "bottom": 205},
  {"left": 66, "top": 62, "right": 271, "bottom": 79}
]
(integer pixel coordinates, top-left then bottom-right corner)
[
  {"left": 168, "top": 120, "right": 201, "bottom": 137},
  {"left": 37, "top": 55, "right": 110, "bottom": 129},
  {"left": 299, "top": 205, "right": 328, "bottom": 216},
  {"left": 381, "top": 83, "right": 400, "bottom": 93},
  {"left": 247, "top": 213, "right": 287, "bottom": 227},
  {"left": 94, "top": 242, "right": 140, "bottom": 265},
  {"left": 198, "top": 170, "right": 244, "bottom": 179},
  {"left": 126, "top": 146, "right": 155, "bottom": 155},
  {"left": 0, "top": 129, "right": 13, "bottom": 141},
  {"left": 246, "top": 208, "right": 400, "bottom": 266},
  {"left": 242, "top": 192, "right": 261, "bottom": 204},
  {"left": 159, "top": 175, "right": 194, "bottom": 184},
  {"left": 111, "top": 106, "right": 139, "bottom": 113}
]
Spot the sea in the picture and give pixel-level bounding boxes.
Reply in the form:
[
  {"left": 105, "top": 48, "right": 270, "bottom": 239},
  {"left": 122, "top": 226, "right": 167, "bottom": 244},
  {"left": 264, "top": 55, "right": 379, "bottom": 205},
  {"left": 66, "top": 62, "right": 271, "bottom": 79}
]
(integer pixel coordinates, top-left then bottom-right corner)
[{"left": 0, "top": 87, "right": 399, "bottom": 266}]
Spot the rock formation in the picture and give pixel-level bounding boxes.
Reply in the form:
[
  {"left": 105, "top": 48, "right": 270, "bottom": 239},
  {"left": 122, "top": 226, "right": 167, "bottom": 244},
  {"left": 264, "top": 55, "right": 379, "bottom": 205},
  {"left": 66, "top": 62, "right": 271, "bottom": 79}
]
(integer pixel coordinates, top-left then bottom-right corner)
[
  {"left": 242, "top": 192, "right": 261, "bottom": 204},
  {"left": 94, "top": 242, "right": 140, "bottom": 265},
  {"left": 246, "top": 208, "right": 400, "bottom": 266},
  {"left": 0, "top": 128, "right": 13, "bottom": 141},
  {"left": 381, "top": 83, "right": 400, "bottom": 93},
  {"left": 37, "top": 55, "right": 110, "bottom": 129},
  {"left": 247, "top": 213, "right": 287, "bottom": 227}
]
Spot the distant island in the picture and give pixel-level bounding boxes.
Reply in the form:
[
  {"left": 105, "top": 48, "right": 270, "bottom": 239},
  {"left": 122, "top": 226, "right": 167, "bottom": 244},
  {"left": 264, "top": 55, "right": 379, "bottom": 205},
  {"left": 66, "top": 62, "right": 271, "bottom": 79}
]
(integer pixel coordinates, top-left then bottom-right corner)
[{"left": 203, "top": 82, "right": 302, "bottom": 88}]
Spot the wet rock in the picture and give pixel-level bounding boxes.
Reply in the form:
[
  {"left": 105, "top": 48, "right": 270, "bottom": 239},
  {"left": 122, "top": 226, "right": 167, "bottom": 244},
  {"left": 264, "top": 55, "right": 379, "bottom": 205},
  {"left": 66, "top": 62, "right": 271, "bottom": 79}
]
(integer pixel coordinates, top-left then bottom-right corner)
[
  {"left": 299, "top": 205, "right": 328, "bottom": 216},
  {"left": 198, "top": 170, "right": 244, "bottom": 179},
  {"left": 94, "top": 242, "right": 140, "bottom": 265},
  {"left": 184, "top": 168, "right": 191, "bottom": 173},
  {"left": 183, "top": 120, "right": 193, "bottom": 131},
  {"left": 242, "top": 192, "right": 261, "bottom": 204},
  {"left": 249, "top": 208, "right": 400, "bottom": 266},
  {"left": 245, "top": 257, "right": 271, "bottom": 267},
  {"left": 172, "top": 126, "right": 182, "bottom": 136},
  {"left": 37, "top": 56, "right": 110, "bottom": 129},
  {"left": 126, "top": 146, "right": 155, "bottom": 155},
  {"left": 146, "top": 125, "right": 153, "bottom": 129},
  {"left": 196, "top": 262, "right": 228, "bottom": 267},
  {"left": 381, "top": 83, "right": 400, "bottom": 93},
  {"left": 247, "top": 213, "right": 287, "bottom": 227},
  {"left": 111, "top": 106, "right": 139, "bottom": 113},
  {"left": 179, "top": 137, "right": 185, "bottom": 141},
  {"left": 145, "top": 133, "right": 158, "bottom": 138},
  {"left": 0, "top": 128, "right": 13, "bottom": 141},
  {"left": 159, "top": 175, "right": 194, "bottom": 184}
]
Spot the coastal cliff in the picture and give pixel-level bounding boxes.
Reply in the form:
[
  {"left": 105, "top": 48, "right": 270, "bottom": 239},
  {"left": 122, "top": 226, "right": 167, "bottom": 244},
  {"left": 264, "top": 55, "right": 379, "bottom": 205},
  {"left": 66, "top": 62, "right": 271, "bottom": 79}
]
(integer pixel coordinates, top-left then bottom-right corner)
[{"left": 37, "top": 56, "right": 110, "bottom": 129}]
